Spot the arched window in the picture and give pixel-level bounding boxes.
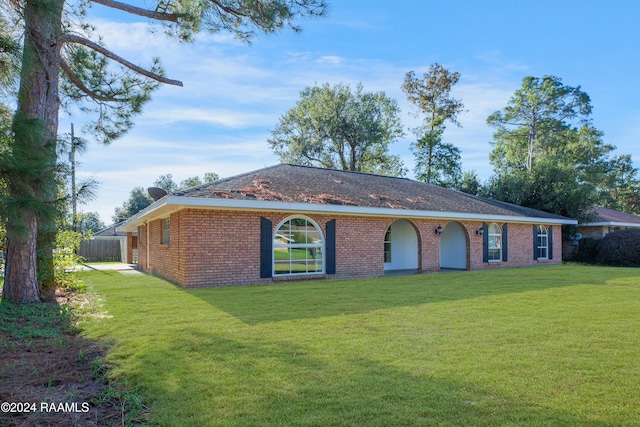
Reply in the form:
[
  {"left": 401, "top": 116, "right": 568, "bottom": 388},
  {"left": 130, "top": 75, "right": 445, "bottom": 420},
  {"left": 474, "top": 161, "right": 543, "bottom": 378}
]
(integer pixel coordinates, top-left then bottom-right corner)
[
  {"left": 536, "top": 225, "right": 548, "bottom": 259},
  {"left": 384, "top": 226, "right": 392, "bottom": 263},
  {"left": 488, "top": 223, "right": 502, "bottom": 261},
  {"left": 273, "top": 216, "right": 324, "bottom": 275}
]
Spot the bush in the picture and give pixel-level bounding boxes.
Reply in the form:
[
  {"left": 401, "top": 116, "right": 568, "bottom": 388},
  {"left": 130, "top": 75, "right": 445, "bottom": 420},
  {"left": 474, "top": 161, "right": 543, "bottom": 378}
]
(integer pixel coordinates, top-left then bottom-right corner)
[
  {"left": 595, "top": 229, "right": 640, "bottom": 267},
  {"left": 54, "top": 230, "right": 87, "bottom": 291},
  {"left": 572, "top": 237, "right": 600, "bottom": 264}
]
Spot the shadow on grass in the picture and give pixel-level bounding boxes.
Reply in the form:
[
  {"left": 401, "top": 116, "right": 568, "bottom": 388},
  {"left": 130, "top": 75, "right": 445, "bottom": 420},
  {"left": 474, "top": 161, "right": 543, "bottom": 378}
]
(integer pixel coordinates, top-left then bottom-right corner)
[
  {"left": 132, "top": 331, "right": 618, "bottom": 427},
  {"left": 187, "top": 265, "right": 640, "bottom": 325}
]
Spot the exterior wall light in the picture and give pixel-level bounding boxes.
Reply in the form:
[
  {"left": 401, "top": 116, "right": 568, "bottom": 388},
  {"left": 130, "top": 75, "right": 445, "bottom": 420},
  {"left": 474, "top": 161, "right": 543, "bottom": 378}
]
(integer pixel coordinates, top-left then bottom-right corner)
[
  {"left": 476, "top": 227, "right": 484, "bottom": 235},
  {"left": 435, "top": 225, "right": 443, "bottom": 235}
]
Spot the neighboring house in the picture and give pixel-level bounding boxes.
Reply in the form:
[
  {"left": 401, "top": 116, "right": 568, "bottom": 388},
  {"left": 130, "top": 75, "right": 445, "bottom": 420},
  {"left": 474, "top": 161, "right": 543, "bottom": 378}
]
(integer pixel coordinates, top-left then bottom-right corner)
[
  {"left": 80, "top": 223, "right": 137, "bottom": 263},
  {"left": 577, "top": 206, "right": 640, "bottom": 239},
  {"left": 118, "top": 164, "right": 576, "bottom": 288}
]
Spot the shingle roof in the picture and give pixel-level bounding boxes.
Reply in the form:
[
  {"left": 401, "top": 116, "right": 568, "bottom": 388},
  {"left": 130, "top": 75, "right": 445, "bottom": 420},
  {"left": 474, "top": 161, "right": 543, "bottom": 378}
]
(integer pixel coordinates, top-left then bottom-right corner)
[
  {"left": 94, "top": 222, "right": 137, "bottom": 237},
  {"left": 173, "top": 164, "right": 570, "bottom": 221},
  {"left": 94, "top": 223, "right": 126, "bottom": 237},
  {"left": 588, "top": 206, "right": 640, "bottom": 225}
]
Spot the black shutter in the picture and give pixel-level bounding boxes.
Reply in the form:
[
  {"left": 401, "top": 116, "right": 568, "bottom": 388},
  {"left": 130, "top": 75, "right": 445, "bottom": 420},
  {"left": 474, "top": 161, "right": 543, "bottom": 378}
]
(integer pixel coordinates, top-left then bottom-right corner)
[
  {"left": 502, "top": 223, "right": 508, "bottom": 262},
  {"left": 326, "top": 219, "right": 336, "bottom": 275},
  {"left": 260, "top": 217, "right": 273, "bottom": 278},
  {"left": 482, "top": 223, "right": 489, "bottom": 263},
  {"left": 533, "top": 225, "right": 539, "bottom": 260},
  {"left": 548, "top": 226, "right": 553, "bottom": 260}
]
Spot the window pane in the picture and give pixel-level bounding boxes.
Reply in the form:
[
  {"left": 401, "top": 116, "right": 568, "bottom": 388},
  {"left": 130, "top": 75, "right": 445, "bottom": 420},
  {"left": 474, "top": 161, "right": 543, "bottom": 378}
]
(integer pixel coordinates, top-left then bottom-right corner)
[
  {"left": 384, "top": 228, "right": 392, "bottom": 263},
  {"left": 307, "top": 228, "right": 321, "bottom": 244},
  {"left": 290, "top": 230, "right": 306, "bottom": 244},
  {"left": 290, "top": 259, "right": 307, "bottom": 273},
  {"left": 309, "top": 247, "right": 323, "bottom": 272},
  {"left": 488, "top": 248, "right": 501, "bottom": 261},
  {"left": 489, "top": 223, "right": 501, "bottom": 235},
  {"left": 162, "top": 218, "right": 170, "bottom": 244},
  {"left": 290, "top": 218, "right": 306, "bottom": 229}
]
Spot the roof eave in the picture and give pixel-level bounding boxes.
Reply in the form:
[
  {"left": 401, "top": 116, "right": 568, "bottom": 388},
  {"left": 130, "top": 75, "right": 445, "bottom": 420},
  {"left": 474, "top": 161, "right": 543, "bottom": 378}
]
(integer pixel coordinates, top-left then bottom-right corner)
[
  {"left": 117, "top": 196, "right": 577, "bottom": 232},
  {"left": 580, "top": 222, "right": 640, "bottom": 228}
]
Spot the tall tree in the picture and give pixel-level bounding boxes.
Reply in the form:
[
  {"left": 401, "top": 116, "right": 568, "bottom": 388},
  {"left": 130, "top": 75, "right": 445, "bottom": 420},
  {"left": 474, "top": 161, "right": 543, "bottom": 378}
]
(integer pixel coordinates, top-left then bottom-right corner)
[
  {"left": 402, "top": 64, "right": 464, "bottom": 184},
  {"left": 268, "top": 82, "right": 406, "bottom": 176},
  {"left": 412, "top": 130, "right": 462, "bottom": 187},
  {"left": 485, "top": 75, "right": 614, "bottom": 225},
  {"left": 2, "top": 0, "right": 327, "bottom": 302},
  {"left": 487, "top": 75, "right": 592, "bottom": 172}
]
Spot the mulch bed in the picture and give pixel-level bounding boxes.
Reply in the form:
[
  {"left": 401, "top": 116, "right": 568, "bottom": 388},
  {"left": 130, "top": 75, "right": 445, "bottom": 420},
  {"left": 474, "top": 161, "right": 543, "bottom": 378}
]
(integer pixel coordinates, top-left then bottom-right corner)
[{"left": 0, "top": 289, "right": 149, "bottom": 427}]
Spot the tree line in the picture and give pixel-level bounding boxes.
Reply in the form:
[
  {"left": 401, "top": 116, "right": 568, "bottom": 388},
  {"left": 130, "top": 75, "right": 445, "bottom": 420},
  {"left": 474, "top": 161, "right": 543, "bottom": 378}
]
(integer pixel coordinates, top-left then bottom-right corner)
[
  {"left": 268, "top": 72, "right": 640, "bottom": 228},
  {"left": 113, "top": 172, "right": 219, "bottom": 223}
]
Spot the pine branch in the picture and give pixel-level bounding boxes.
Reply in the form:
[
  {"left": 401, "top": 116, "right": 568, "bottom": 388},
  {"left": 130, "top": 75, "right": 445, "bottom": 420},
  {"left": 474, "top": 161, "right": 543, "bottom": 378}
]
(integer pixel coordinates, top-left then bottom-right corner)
[
  {"left": 61, "top": 34, "right": 183, "bottom": 87},
  {"left": 60, "top": 59, "right": 119, "bottom": 102},
  {"left": 211, "top": 0, "right": 248, "bottom": 18},
  {"left": 90, "top": 0, "right": 181, "bottom": 23}
]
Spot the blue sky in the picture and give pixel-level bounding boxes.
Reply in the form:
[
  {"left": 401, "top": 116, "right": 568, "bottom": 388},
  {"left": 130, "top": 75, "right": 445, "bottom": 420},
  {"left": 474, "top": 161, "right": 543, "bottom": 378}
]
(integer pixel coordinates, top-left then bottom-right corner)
[{"left": 66, "top": 1, "right": 640, "bottom": 224}]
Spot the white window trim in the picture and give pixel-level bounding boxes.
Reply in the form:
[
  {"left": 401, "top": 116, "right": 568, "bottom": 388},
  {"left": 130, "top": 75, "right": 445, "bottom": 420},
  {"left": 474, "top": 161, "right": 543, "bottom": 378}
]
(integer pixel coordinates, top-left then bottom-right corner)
[
  {"left": 273, "top": 215, "right": 325, "bottom": 276},
  {"left": 537, "top": 225, "right": 549, "bottom": 260}
]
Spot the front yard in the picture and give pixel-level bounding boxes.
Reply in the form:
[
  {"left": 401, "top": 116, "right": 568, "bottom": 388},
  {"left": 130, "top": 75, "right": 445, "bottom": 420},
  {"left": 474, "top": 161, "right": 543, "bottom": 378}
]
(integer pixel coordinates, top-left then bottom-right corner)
[{"left": 78, "top": 265, "right": 640, "bottom": 426}]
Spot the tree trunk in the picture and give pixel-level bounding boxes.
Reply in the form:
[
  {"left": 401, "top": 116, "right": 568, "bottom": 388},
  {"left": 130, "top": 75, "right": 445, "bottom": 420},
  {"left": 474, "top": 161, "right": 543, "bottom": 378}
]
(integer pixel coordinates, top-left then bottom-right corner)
[
  {"left": 3, "top": 215, "right": 39, "bottom": 303},
  {"left": 3, "top": 0, "right": 64, "bottom": 302},
  {"left": 426, "top": 143, "right": 434, "bottom": 184},
  {"left": 527, "top": 112, "right": 536, "bottom": 171}
]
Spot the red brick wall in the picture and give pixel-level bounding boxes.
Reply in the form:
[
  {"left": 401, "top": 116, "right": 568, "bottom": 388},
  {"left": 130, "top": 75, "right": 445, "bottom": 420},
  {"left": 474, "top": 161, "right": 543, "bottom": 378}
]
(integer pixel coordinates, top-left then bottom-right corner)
[
  {"left": 577, "top": 225, "right": 606, "bottom": 239},
  {"left": 137, "top": 209, "right": 563, "bottom": 288}
]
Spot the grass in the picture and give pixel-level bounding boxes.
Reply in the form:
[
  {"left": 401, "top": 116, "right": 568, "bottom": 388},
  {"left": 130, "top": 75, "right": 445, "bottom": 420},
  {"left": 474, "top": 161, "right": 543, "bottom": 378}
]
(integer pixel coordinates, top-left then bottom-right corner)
[{"left": 78, "top": 265, "right": 640, "bottom": 426}]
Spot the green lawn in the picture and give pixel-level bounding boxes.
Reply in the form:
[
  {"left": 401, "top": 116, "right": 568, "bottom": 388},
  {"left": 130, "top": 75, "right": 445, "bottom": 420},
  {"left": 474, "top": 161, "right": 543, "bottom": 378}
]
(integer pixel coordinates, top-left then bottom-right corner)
[{"left": 78, "top": 265, "right": 640, "bottom": 426}]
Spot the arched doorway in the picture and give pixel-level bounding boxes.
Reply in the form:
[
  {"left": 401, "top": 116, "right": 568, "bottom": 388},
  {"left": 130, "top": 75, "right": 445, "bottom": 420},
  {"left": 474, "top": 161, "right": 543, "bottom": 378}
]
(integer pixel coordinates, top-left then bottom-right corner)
[
  {"left": 440, "top": 222, "right": 468, "bottom": 270},
  {"left": 384, "top": 219, "right": 419, "bottom": 273}
]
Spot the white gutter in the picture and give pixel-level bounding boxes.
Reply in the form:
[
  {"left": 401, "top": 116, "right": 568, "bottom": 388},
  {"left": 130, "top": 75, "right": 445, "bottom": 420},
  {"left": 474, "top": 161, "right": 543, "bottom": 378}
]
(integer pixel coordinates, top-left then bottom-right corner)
[
  {"left": 118, "top": 195, "right": 577, "bottom": 232},
  {"left": 580, "top": 222, "right": 640, "bottom": 228}
]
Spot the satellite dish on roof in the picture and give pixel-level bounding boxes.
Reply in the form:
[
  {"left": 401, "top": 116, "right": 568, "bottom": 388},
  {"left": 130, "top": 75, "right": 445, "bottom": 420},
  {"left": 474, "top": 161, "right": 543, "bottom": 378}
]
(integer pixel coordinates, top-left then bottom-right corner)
[{"left": 148, "top": 187, "right": 168, "bottom": 201}]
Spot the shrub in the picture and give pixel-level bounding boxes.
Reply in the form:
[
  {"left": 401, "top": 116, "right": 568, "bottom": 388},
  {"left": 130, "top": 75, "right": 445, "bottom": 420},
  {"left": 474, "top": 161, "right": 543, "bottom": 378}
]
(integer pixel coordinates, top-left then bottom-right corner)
[
  {"left": 572, "top": 237, "right": 600, "bottom": 264},
  {"left": 54, "top": 230, "right": 87, "bottom": 291},
  {"left": 595, "top": 228, "right": 640, "bottom": 267}
]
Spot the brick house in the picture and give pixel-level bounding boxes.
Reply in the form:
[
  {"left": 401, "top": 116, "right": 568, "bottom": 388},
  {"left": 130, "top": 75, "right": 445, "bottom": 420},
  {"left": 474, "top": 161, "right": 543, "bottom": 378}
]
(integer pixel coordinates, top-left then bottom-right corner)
[
  {"left": 118, "top": 164, "right": 576, "bottom": 288},
  {"left": 577, "top": 206, "right": 640, "bottom": 239}
]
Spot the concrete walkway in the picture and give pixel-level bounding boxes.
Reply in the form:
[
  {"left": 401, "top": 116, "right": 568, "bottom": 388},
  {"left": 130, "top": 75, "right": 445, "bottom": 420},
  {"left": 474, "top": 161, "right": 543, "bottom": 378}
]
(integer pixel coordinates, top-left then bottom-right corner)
[{"left": 81, "top": 263, "right": 144, "bottom": 275}]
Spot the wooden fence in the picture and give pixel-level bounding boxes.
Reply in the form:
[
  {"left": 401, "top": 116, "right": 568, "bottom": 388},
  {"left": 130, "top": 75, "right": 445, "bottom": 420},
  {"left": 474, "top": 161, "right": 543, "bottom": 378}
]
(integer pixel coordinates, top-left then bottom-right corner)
[{"left": 79, "top": 239, "right": 121, "bottom": 262}]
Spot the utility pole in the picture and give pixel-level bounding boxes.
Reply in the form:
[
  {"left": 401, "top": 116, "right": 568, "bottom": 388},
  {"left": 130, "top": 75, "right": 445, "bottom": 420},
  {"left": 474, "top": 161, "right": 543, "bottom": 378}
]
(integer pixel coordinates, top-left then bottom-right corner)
[{"left": 70, "top": 123, "right": 77, "bottom": 232}]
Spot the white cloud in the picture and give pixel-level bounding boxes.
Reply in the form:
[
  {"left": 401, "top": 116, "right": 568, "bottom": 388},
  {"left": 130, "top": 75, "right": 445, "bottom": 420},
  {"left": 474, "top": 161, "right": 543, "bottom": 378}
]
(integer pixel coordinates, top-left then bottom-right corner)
[
  {"left": 139, "top": 107, "right": 273, "bottom": 128},
  {"left": 317, "top": 55, "right": 344, "bottom": 65}
]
